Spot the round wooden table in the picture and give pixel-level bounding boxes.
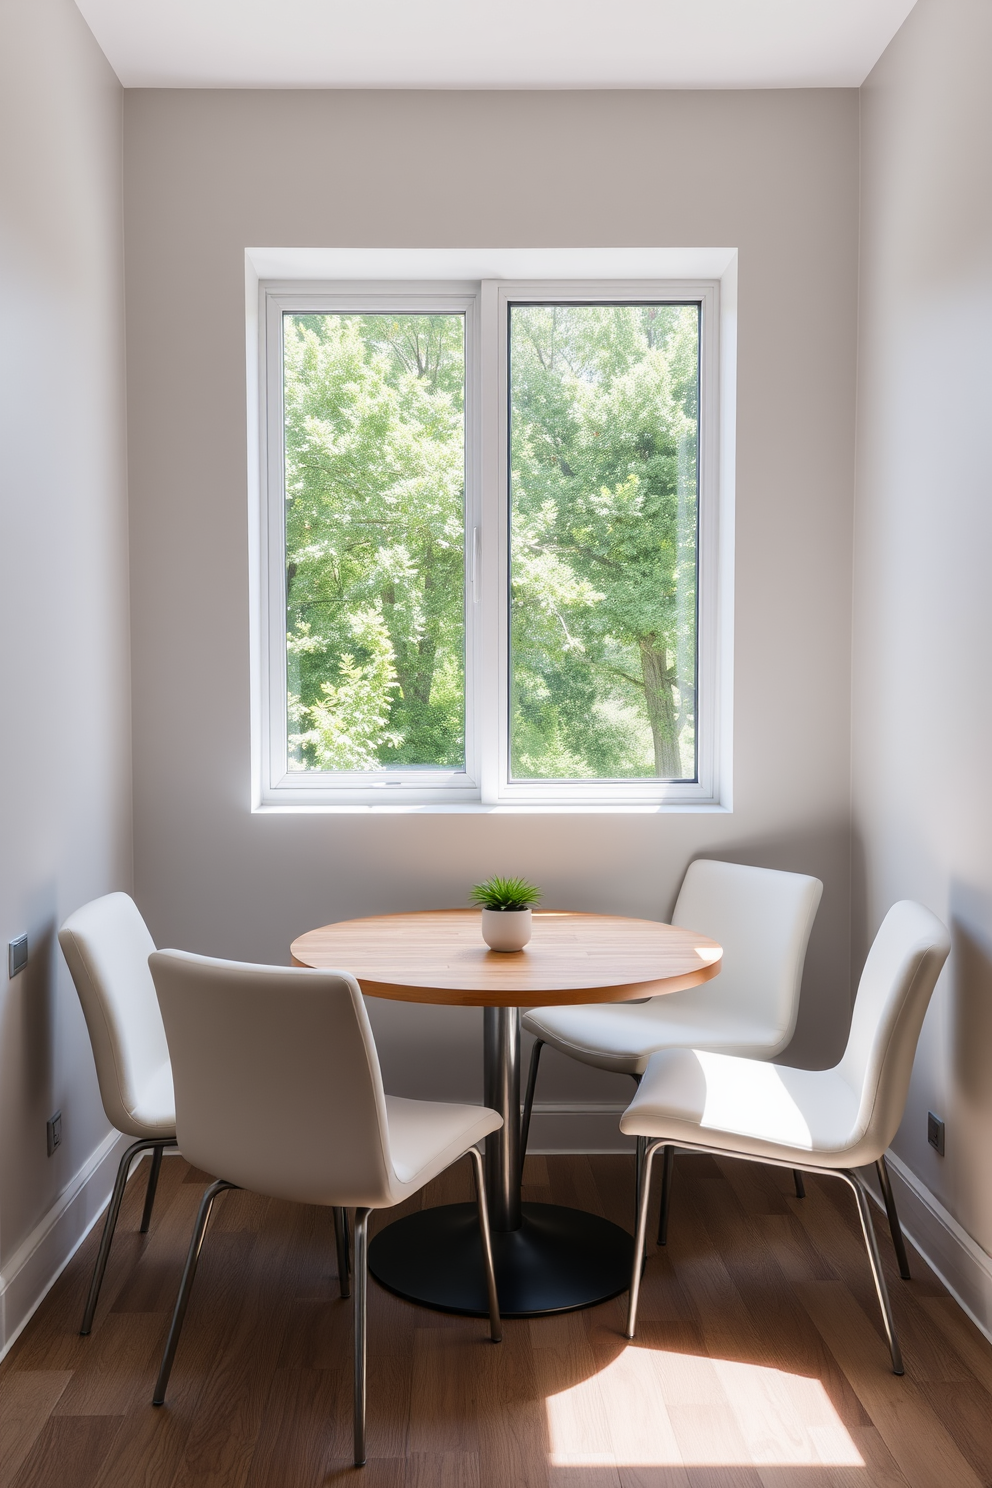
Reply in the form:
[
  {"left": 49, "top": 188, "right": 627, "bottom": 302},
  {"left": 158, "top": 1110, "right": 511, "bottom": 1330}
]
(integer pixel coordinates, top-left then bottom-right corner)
[{"left": 292, "top": 908, "right": 722, "bottom": 1317}]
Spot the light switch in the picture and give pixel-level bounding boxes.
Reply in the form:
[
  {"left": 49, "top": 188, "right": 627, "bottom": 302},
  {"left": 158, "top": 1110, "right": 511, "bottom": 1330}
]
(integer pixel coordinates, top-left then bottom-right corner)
[{"left": 8, "top": 934, "right": 28, "bottom": 978}]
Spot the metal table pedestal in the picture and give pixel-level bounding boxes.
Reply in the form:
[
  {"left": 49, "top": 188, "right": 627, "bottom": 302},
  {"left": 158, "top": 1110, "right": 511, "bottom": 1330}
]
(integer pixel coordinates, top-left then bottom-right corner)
[{"left": 368, "top": 1007, "right": 633, "bottom": 1317}]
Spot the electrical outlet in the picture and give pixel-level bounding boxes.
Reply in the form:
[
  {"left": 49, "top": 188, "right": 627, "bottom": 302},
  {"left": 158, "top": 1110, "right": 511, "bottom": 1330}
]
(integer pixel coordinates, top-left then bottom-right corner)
[
  {"left": 927, "top": 1111, "right": 945, "bottom": 1156},
  {"left": 47, "top": 1111, "right": 62, "bottom": 1157},
  {"left": 8, "top": 934, "right": 28, "bottom": 978}
]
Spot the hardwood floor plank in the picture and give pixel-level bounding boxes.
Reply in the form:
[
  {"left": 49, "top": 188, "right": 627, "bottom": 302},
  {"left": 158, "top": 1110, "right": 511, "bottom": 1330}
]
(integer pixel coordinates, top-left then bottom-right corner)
[
  {"left": 550, "top": 1154, "right": 609, "bottom": 1218},
  {"left": 0, "top": 1371, "right": 72, "bottom": 1482},
  {"left": 754, "top": 1213, "right": 839, "bottom": 1286},
  {"left": 405, "top": 1450, "right": 481, "bottom": 1487},
  {"left": 4, "top": 1154, "right": 992, "bottom": 1488},
  {"left": 52, "top": 1312, "right": 168, "bottom": 1419},
  {"left": 918, "top": 1296, "right": 992, "bottom": 1394},
  {"left": 711, "top": 1157, "right": 795, "bottom": 1219},
  {"left": 617, "top": 1464, "right": 691, "bottom": 1488},
  {"left": 476, "top": 1318, "right": 549, "bottom": 1488},
  {"left": 588, "top": 1153, "right": 637, "bottom": 1229},
  {"left": 522, "top": 1154, "right": 551, "bottom": 1189},
  {"left": 659, "top": 1187, "right": 768, "bottom": 1366},
  {"left": 409, "top": 1330, "right": 483, "bottom": 1455},
  {"left": 241, "top": 1367, "right": 348, "bottom": 1485},
  {"left": 88, "top": 1359, "right": 207, "bottom": 1488},
  {"left": 11, "top": 1416, "right": 122, "bottom": 1488},
  {"left": 916, "top": 1379, "right": 992, "bottom": 1487},
  {"left": 108, "top": 1180, "right": 206, "bottom": 1318},
  {"left": 883, "top": 1293, "right": 975, "bottom": 1385},
  {"left": 597, "top": 1333, "right": 691, "bottom": 1471},
  {"left": 695, "top": 1189, "right": 870, "bottom": 1433},
  {"left": 627, "top": 1251, "right": 698, "bottom": 1328},
  {"left": 171, "top": 1200, "right": 341, "bottom": 1488},
  {"left": 666, "top": 1403, "right": 763, "bottom": 1483},
  {"left": 842, "top": 1425, "right": 914, "bottom": 1488},
  {"left": 549, "top": 1463, "right": 621, "bottom": 1488},
  {"left": 531, "top": 1310, "right": 617, "bottom": 1469},
  {"left": 795, "top": 1279, "right": 986, "bottom": 1488}
]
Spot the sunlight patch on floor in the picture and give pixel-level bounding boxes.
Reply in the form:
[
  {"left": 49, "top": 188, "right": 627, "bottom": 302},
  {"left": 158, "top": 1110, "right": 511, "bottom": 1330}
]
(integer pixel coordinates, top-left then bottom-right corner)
[{"left": 545, "top": 1345, "right": 866, "bottom": 1468}]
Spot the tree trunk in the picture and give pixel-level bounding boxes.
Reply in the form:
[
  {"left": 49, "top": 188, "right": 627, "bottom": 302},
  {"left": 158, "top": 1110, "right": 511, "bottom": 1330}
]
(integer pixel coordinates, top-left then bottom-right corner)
[
  {"left": 386, "top": 567, "right": 439, "bottom": 714},
  {"left": 639, "top": 637, "right": 683, "bottom": 778}
]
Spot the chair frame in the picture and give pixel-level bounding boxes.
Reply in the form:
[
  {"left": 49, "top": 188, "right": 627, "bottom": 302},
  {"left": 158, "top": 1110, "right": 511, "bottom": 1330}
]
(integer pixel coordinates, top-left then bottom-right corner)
[
  {"left": 627, "top": 1138, "right": 909, "bottom": 1374},
  {"left": 81, "top": 1138, "right": 178, "bottom": 1335},
  {"left": 153, "top": 1146, "right": 501, "bottom": 1466},
  {"left": 521, "top": 1040, "right": 806, "bottom": 1233}
]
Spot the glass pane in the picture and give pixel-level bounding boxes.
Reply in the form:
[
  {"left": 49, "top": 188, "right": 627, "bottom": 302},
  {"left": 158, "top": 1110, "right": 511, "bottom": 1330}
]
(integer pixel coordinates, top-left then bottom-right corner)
[
  {"left": 283, "top": 312, "right": 466, "bottom": 772},
  {"left": 508, "top": 303, "right": 699, "bottom": 782}
]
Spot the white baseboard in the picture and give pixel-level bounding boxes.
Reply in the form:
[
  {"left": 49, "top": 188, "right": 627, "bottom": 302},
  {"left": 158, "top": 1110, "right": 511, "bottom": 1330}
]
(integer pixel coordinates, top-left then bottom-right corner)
[
  {"left": 864, "top": 1151, "right": 992, "bottom": 1346},
  {"left": 0, "top": 1129, "right": 136, "bottom": 1361},
  {"left": 526, "top": 1102, "right": 634, "bottom": 1155}
]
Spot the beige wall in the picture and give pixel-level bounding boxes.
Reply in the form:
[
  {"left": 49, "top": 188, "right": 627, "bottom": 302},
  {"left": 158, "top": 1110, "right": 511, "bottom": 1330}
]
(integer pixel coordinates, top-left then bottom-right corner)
[
  {"left": 854, "top": 0, "right": 992, "bottom": 1270},
  {"left": 122, "top": 86, "right": 860, "bottom": 1126},
  {"left": 0, "top": 0, "right": 130, "bottom": 1343}
]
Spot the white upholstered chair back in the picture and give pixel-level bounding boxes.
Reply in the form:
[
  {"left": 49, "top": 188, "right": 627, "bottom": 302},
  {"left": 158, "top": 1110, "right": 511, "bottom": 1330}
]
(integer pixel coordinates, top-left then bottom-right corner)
[
  {"left": 59, "top": 892, "right": 172, "bottom": 1138},
  {"left": 670, "top": 860, "right": 823, "bottom": 1054},
  {"left": 150, "top": 950, "right": 397, "bottom": 1208},
  {"left": 839, "top": 900, "right": 950, "bottom": 1156}
]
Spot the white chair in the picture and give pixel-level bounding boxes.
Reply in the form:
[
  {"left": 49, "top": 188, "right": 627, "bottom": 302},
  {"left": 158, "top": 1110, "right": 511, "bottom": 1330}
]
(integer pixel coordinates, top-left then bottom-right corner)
[
  {"left": 621, "top": 900, "right": 951, "bottom": 1375},
  {"left": 521, "top": 860, "right": 823, "bottom": 1227},
  {"left": 58, "top": 892, "right": 179, "bottom": 1334},
  {"left": 148, "top": 950, "right": 503, "bottom": 1467}
]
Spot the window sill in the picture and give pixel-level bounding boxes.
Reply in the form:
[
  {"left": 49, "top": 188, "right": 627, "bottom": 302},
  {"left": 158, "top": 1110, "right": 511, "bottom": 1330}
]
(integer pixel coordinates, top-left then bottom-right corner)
[{"left": 251, "top": 800, "right": 732, "bottom": 816}]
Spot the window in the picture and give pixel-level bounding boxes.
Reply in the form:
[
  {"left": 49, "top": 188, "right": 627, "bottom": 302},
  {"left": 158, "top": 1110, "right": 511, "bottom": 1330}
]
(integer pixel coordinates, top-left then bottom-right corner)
[{"left": 254, "top": 276, "right": 728, "bottom": 809}]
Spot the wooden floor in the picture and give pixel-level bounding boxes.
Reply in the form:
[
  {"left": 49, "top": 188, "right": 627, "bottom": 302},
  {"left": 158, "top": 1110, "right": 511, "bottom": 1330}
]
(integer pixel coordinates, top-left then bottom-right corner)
[{"left": 3, "top": 1153, "right": 992, "bottom": 1488}]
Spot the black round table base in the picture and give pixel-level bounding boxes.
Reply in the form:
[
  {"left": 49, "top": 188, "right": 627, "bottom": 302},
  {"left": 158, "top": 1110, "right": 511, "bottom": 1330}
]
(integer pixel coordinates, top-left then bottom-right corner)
[{"left": 368, "top": 1202, "right": 634, "bottom": 1318}]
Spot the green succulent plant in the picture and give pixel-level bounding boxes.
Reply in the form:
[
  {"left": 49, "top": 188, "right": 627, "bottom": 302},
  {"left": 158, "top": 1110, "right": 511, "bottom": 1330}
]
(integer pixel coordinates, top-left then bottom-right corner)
[{"left": 469, "top": 875, "right": 542, "bottom": 912}]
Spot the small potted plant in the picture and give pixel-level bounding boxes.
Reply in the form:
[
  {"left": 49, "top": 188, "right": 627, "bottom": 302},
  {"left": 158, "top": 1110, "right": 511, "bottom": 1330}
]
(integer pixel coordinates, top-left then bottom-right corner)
[{"left": 469, "top": 875, "right": 542, "bottom": 952}]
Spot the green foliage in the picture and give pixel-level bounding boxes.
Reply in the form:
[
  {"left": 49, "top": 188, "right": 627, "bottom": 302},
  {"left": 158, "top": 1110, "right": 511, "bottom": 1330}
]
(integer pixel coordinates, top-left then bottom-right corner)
[
  {"left": 288, "top": 610, "right": 400, "bottom": 770},
  {"left": 509, "top": 304, "right": 699, "bottom": 781},
  {"left": 281, "top": 302, "right": 700, "bottom": 781},
  {"left": 468, "top": 875, "right": 542, "bottom": 911},
  {"left": 283, "top": 312, "right": 466, "bottom": 771}
]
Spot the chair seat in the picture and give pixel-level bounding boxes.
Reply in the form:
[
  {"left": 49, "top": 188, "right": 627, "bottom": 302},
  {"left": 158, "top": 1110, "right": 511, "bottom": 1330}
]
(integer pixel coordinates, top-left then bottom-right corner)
[
  {"left": 620, "top": 1047, "right": 867, "bottom": 1168},
  {"left": 123, "top": 1061, "right": 176, "bottom": 1140},
  {"left": 523, "top": 994, "right": 788, "bottom": 1076},
  {"left": 385, "top": 1097, "right": 502, "bottom": 1197}
]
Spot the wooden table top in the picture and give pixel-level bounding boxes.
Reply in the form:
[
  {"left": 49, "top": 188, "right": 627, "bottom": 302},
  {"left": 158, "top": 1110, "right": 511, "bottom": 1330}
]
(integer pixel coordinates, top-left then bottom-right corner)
[{"left": 291, "top": 908, "right": 722, "bottom": 1008}]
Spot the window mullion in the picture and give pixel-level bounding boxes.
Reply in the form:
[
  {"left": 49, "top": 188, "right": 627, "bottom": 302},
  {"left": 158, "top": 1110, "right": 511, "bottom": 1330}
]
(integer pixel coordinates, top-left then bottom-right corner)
[{"left": 478, "top": 280, "right": 502, "bottom": 805}]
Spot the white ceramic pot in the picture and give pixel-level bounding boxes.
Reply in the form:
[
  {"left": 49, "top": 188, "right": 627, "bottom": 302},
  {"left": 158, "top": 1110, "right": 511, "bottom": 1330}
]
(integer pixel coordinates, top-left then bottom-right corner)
[{"left": 480, "top": 907, "right": 532, "bottom": 952}]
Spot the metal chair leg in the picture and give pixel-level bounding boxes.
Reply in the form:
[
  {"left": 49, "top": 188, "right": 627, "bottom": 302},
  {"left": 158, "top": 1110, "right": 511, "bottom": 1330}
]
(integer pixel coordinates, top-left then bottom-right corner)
[
  {"left": 876, "top": 1155, "right": 911, "bottom": 1279},
  {"left": 153, "top": 1179, "right": 237, "bottom": 1404},
  {"left": 469, "top": 1146, "right": 503, "bottom": 1343},
  {"left": 518, "top": 1039, "right": 544, "bottom": 1178},
  {"left": 626, "top": 1140, "right": 663, "bottom": 1338},
  {"left": 635, "top": 1134, "right": 647, "bottom": 1239},
  {"left": 793, "top": 1169, "right": 806, "bottom": 1199},
  {"left": 842, "top": 1170, "right": 904, "bottom": 1374},
  {"left": 657, "top": 1144, "right": 675, "bottom": 1245},
  {"left": 81, "top": 1137, "right": 164, "bottom": 1335},
  {"left": 334, "top": 1207, "right": 351, "bottom": 1298},
  {"left": 139, "top": 1146, "right": 166, "bottom": 1234},
  {"left": 353, "top": 1208, "right": 372, "bottom": 1467}
]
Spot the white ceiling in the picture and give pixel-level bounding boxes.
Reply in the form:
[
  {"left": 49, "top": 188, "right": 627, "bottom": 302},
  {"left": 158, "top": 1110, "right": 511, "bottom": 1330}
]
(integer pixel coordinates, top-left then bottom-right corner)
[{"left": 74, "top": 0, "right": 917, "bottom": 90}]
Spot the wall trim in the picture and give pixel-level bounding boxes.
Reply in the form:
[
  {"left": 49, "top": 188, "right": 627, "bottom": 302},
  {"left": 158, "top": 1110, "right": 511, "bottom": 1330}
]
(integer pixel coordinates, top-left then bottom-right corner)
[
  {"left": 0, "top": 1129, "right": 134, "bottom": 1360},
  {"left": 527, "top": 1101, "right": 634, "bottom": 1156}
]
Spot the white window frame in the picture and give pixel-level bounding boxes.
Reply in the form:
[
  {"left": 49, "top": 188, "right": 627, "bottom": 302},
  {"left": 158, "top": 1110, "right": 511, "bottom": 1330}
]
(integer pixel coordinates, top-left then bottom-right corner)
[
  {"left": 259, "top": 283, "right": 482, "bottom": 807},
  {"left": 250, "top": 260, "right": 734, "bottom": 813}
]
